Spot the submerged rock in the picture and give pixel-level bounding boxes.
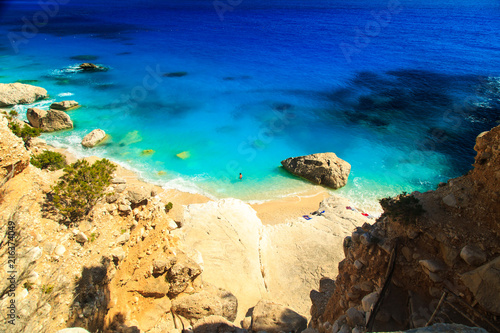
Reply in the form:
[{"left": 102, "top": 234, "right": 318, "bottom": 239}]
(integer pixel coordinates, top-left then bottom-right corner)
[
  {"left": 281, "top": 152, "right": 351, "bottom": 189},
  {"left": 50, "top": 100, "right": 79, "bottom": 111},
  {"left": 81, "top": 129, "right": 107, "bottom": 148},
  {"left": 0, "top": 83, "right": 47, "bottom": 106},
  {"left": 27, "top": 108, "right": 73, "bottom": 132},
  {"left": 78, "top": 63, "right": 107, "bottom": 72},
  {"left": 163, "top": 71, "right": 188, "bottom": 77}
]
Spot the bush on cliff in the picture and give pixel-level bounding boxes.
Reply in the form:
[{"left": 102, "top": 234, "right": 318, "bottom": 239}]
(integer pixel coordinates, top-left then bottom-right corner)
[
  {"left": 8, "top": 122, "right": 42, "bottom": 147},
  {"left": 52, "top": 158, "right": 116, "bottom": 222},
  {"left": 380, "top": 192, "right": 424, "bottom": 225},
  {"left": 31, "top": 151, "right": 67, "bottom": 171}
]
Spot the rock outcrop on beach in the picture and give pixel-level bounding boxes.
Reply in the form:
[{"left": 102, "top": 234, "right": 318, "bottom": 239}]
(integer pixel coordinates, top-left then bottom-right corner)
[
  {"left": 27, "top": 107, "right": 73, "bottom": 132},
  {"left": 0, "top": 83, "right": 47, "bottom": 106},
  {"left": 81, "top": 129, "right": 107, "bottom": 147},
  {"left": 0, "top": 117, "right": 30, "bottom": 179},
  {"left": 309, "top": 125, "right": 500, "bottom": 333},
  {"left": 50, "top": 100, "right": 79, "bottom": 111},
  {"left": 175, "top": 196, "right": 367, "bottom": 322},
  {"left": 281, "top": 153, "right": 351, "bottom": 189}
]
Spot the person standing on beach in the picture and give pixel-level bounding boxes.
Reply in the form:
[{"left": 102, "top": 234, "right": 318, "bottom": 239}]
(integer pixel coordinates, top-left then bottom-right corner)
[{"left": 239, "top": 173, "right": 243, "bottom": 180}]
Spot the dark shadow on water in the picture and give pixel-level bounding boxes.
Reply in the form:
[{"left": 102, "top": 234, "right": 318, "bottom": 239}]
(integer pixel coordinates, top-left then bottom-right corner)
[
  {"left": 8, "top": 15, "right": 139, "bottom": 40},
  {"left": 320, "top": 69, "right": 500, "bottom": 174}
]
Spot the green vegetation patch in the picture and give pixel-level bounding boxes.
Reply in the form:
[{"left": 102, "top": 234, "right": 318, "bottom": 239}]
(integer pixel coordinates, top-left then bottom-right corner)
[
  {"left": 31, "top": 151, "right": 67, "bottom": 171},
  {"left": 380, "top": 192, "right": 424, "bottom": 225},
  {"left": 52, "top": 159, "right": 116, "bottom": 223}
]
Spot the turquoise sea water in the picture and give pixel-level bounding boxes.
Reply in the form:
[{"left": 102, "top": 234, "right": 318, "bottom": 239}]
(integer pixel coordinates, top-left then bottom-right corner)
[{"left": 1, "top": 0, "right": 499, "bottom": 211}]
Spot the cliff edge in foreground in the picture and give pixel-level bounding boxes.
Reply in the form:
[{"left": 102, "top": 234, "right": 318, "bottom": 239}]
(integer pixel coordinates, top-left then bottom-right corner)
[{"left": 310, "top": 125, "right": 500, "bottom": 333}]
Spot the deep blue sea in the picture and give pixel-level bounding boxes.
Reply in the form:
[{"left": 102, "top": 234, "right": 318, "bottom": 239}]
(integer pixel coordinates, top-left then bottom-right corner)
[{"left": 1, "top": 0, "right": 499, "bottom": 211}]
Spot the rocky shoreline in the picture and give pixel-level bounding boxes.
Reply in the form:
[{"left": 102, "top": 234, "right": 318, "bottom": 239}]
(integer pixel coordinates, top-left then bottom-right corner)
[
  {"left": 1, "top": 82, "right": 497, "bottom": 333},
  {"left": 0, "top": 82, "right": 370, "bottom": 332}
]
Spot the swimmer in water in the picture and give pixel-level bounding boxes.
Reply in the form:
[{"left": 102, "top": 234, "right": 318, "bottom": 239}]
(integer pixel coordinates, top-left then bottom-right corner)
[{"left": 239, "top": 173, "right": 243, "bottom": 180}]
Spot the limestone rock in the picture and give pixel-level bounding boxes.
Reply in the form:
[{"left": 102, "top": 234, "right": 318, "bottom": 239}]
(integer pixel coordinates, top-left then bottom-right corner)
[
  {"left": 442, "top": 194, "right": 457, "bottom": 207},
  {"left": 152, "top": 258, "right": 176, "bottom": 275},
  {"left": 79, "top": 63, "right": 107, "bottom": 72},
  {"left": 128, "top": 276, "right": 170, "bottom": 298},
  {"left": 75, "top": 232, "right": 88, "bottom": 244},
  {"left": 346, "top": 307, "right": 364, "bottom": 326},
  {"left": 419, "top": 259, "right": 446, "bottom": 273},
  {"left": 56, "top": 328, "right": 91, "bottom": 333},
  {"left": 27, "top": 247, "right": 43, "bottom": 263},
  {"left": 116, "top": 232, "right": 130, "bottom": 245},
  {"left": 126, "top": 185, "right": 150, "bottom": 205},
  {"left": 50, "top": 100, "right": 79, "bottom": 111},
  {"left": 0, "top": 83, "right": 47, "bottom": 106},
  {"left": 281, "top": 152, "right": 351, "bottom": 189},
  {"left": 137, "top": 298, "right": 172, "bottom": 332},
  {"left": 27, "top": 108, "right": 73, "bottom": 132},
  {"left": 81, "top": 129, "right": 107, "bottom": 148},
  {"left": 204, "top": 284, "right": 238, "bottom": 322},
  {"left": 0, "top": 117, "right": 30, "bottom": 179},
  {"left": 167, "top": 252, "right": 202, "bottom": 297},
  {"left": 110, "top": 247, "right": 126, "bottom": 263},
  {"left": 460, "top": 245, "right": 487, "bottom": 266},
  {"left": 54, "top": 245, "right": 66, "bottom": 256},
  {"left": 361, "top": 291, "right": 379, "bottom": 312},
  {"left": 461, "top": 256, "right": 500, "bottom": 315},
  {"left": 112, "top": 178, "right": 126, "bottom": 184},
  {"left": 251, "top": 300, "right": 307, "bottom": 333},
  {"left": 171, "top": 291, "right": 225, "bottom": 320},
  {"left": 193, "top": 316, "right": 247, "bottom": 333}
]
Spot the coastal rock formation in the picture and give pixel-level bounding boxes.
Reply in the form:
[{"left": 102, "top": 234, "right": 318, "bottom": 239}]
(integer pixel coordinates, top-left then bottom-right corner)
[
  {"left": 81, "top": 129, "right": 107, "bottom": 147},
  {"left": 174, "top": 199, "right": 267, "bottom": 321},
  {"left": 281, "top": 153, "right": 351, "bottom": 189},
  {"left": 175, "top": 196, "right": 367, "bottom": 321},
  {"left": 0, "top": 117, "right": 30, "bottom": 178},
  {"left": 27, "top": 108, "right": 73, "bottom": 132},
  {"left": 50, "top": 100, "right": 79, "bottom": 111},
  {"left": 0, "top": 83, "right": 47, "bottom": 106},
  {"left": 78, "top": 63, "right": 107, "bottom": 72},
  {"left": 309, "top": 125, "right": 500, "bottom": 333},
  {"left": 249, "top": 299, "right": 307, "bottom": 333}
]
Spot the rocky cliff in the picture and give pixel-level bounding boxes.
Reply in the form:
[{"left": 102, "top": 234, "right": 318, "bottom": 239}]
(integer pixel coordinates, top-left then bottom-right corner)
[{"left": 309, "top": 125, "right": 500, "bottom": 333}]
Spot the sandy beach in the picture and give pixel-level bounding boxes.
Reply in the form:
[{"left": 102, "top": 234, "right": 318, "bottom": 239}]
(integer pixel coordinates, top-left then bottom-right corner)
[{"left": 50, "top": 144, "right": 331, "bottom": 225}]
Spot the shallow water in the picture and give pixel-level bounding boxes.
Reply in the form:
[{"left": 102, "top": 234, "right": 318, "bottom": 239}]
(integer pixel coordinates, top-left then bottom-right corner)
[{"left": 1, "top": 0, "right": 499, "bottom": 211}]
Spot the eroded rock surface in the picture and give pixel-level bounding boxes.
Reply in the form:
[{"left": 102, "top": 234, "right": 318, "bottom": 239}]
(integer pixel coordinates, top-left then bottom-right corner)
[
  {"left": 281, "top": 153, "right": 351, "bottom": 189},
  {"left": 0, "top": 83, "right": 47, "bottom": 106}
]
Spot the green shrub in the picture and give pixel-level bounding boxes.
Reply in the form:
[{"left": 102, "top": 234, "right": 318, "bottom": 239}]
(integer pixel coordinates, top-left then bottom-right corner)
[
  {"left": 31, "top": 151, "right": 67, "bottom": 171},
  {"left": 52, "top": 159, "right": 116, "bottom": 222},
  {"left": 9, "top": 109, "right": 18, "bottom": 117},
  {"left": 380, "top": 192, "right": 424, "bottom": 225},
  {"left": 41, "top": 285, "right": 54, "bottom": 294},
  {"left": 8, "top": 122, "right": 42, "bottom": 147},
  {"left": 165, "top": 202, "right": 173, "bottom": 212}
]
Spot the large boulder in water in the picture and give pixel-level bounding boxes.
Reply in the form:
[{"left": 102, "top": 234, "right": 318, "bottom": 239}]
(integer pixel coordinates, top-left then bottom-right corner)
[
  {"left": 81, "top": 129, "right": 107, "bottom": 147},
  {"left": 281, "top": 153, "right": 351, "bottom": 189},
  {"left": 0, "top": 83, "right": 47, "bottom": 107},
  {"left": 50, "top": 100, "right": 79, "bottom": 111},
  {"left": 27, "top": 108, "right": 73, "bottom": 132}
]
